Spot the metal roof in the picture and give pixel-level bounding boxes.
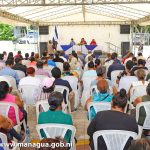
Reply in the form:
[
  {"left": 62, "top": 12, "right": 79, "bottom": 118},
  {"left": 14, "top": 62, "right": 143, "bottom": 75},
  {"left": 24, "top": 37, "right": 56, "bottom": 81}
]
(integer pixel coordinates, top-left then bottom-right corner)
[{"left": 0, "top": 0, "right": 150, "bottom": 25}]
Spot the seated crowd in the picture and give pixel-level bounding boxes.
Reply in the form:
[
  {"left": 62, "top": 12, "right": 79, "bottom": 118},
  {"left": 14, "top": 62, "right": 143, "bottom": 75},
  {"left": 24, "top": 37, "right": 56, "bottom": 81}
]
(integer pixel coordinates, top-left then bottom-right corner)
[{"left": 0, "top": 50, "right": 150, "bottom": 150}]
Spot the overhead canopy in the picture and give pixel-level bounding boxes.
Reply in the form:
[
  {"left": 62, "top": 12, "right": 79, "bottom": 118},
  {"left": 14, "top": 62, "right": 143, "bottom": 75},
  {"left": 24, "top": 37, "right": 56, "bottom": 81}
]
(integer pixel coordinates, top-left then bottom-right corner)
[{"left": 0, "top": 0, "right": 150, "bottom": 25}]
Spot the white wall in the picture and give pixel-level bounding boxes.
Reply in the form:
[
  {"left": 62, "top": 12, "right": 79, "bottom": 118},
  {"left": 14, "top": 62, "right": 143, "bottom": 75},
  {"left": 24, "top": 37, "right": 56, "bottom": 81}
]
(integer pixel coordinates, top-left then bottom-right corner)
[{"left": 39, "top": 25, "right": 131, "bottom": 53}]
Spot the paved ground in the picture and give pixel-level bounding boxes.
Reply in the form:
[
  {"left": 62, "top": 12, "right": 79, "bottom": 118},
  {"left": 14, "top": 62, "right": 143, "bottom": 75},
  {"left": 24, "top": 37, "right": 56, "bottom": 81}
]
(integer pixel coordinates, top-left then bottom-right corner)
[{"left": 28, "top": 105, "right": 89, "bottom": 141}]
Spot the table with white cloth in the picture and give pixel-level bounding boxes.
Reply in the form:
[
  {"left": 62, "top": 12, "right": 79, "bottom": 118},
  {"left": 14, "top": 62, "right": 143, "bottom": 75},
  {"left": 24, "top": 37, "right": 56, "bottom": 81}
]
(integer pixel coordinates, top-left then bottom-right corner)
[{"left": 57, "top": 44, "right": 104, "bottom": 54}]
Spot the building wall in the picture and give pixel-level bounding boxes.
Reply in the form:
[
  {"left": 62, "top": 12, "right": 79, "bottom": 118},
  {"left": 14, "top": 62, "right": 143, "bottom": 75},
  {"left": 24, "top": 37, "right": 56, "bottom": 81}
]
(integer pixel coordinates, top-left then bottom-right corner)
[{"left": 39, "top": 25, "right": 131, "bottom": 53}]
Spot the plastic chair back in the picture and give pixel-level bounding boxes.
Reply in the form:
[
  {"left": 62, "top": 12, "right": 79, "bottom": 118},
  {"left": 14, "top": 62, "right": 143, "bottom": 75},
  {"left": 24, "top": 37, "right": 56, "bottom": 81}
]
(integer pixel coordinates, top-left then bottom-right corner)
[
  {"left": 81, "top": 76, "right": 97, "bottom": 106},
  {"left": 130, "top": 85, "right": 147, "bottom": 103},
  {"left": 15, "top": 70, "right": 25, "bottom": 79},
  {"left": 88, "top": 102, "right": 111, "bottom": 121},
  {"left": 54, "top": 85, "right": 71, "bottom": 113},
  {"left": 35, "top": 75, "right": 47, "bottom": 82},
  {"left": 0, "top": 62, "right": 5, "bottom": 70},
  {"left": 93, "top": 130, "right": 137, "bottom": 150},
  {"left": 3, "top": 75, "right": 17, "bottom": 90},
  {"left": 36, "top": 100, "right": 49, "bottom": 122},
  {"left": 19, "top": 85, "right": 42, "bottom": 105},
  {"left": 36, "top": 124, "right": 76, "bottom": 149},
  {"left": 111, "top": 70, "right": 123, "bottom": 86},
  {"left": 136, "top": 102, "right": 150, "bottom": 130},
  {"left": 0, "top": 132, "right": 9, "bottom": 150},
  {"left": 62, "top": 76, "right": 79, "bottom": 108},
  {"left": 0, "top": 102, "right": 20, "bottom": 125},
  {"left": 55, "top": 62, "right": 63, "bottom": 72}
]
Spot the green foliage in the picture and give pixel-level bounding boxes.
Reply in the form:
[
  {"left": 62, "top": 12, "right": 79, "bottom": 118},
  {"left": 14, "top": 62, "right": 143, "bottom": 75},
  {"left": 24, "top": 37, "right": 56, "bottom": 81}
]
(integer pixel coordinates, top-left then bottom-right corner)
[
  {"left": 145, "top": 25, "right": 150, "bottom": 33},
  {"left": 0, "top": 23, "right": 15, "bottom": 41}
]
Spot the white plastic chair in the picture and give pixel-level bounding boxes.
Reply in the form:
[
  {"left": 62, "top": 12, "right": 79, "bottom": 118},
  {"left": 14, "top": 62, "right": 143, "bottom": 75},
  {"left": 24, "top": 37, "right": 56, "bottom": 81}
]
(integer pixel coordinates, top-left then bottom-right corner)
[
  {"left": 93, "top": 130, "right": 137, "bottom": 150},
  {"left": 19, "top": 85, "right": 42, "bottom": 105},
  {"left": 3, "top": 75, "right": 17, "bottom": 90},
  {"left": 15, "top": 70, "right": 25, "bottom": 79},
  {"left": 43, "top": 66, "right": 54, "bottom": 76},
  {"left": 111, "top": 70, "right": 123, "bottom": 86},
  {"left": 36, "top": 124, "right": 76, "bottom": 150},
  {"left": 35, "top": 75, "right": 47, "bottom": 82},
  {"left": 87, "top": 102, "right": 111, "bottom": 121},
  {"left": 130, "top": 85, "right": 147, "bottom": 104},
  {"left": 22, "top": 60, "right": 30, "bottom": 66},
  {"left": 136, "top": 102, "right": 150, "bottom": 130},
  {"left": 0, "top": 132, "right": 9, "bottom": 150},
  {"left": 35, "top": 100, "right": 49, "bottom": 122},
  {"left": 36, "top": 100, "right": 67, "bottom": 123},
  {"left": 55, "top": 62, "right": 63, "bottom": 72},
  {"left": 62, "top": 76, "right": 80, "bottom": 108},
  {"left": 0, "top": 132, "right": 18, "bottom": 150},
  {"left": 81, "top": 76, "right": 97, "bottom": 106},
  {"left": 54, "top": 85, "right": 71, "bottom": 113},
  {"left": 0, "top": 62, "right": 5, "bottom": 70},
  {"left": 0, "top": 102, "right": 26, "bottom": 132}
]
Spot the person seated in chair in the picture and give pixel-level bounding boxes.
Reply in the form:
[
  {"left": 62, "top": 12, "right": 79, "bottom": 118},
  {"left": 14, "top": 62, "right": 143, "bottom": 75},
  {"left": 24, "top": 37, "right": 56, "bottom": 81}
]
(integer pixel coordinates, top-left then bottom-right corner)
[
  {"left": 38, "top": 77, "right": 55, "bottom": 101},
  {"left": 0, "top": 59, "right": 20, "bottom": 85},
  {"left": 62, "top": 62, "right": 79, "bottom": 79},
  {"left": 133, "top": 82, "right": 150, "bottom": 137},
  {"left": 0, "top": 115, "right": 25, "bottom": 145},
  {"left": 85, "top": 79, "right": 114, "bottom": 120},
  {"left": 12, "top": 57, "right": 27, "bottom": 75},
  {"left": 35, "top": 61, "right": 50, "bottom": 77},
  {"left": 0, "top": 81, "right": 27, "bottom": 126},
  {"left": 87, "top": 89, "right": 138, "bottom": 150},
  {"left": 38, "top": 91, "right": 73, "bottom": 143},
  {"left": 51, "top": 67, "right": 75, "bottom": 112}
]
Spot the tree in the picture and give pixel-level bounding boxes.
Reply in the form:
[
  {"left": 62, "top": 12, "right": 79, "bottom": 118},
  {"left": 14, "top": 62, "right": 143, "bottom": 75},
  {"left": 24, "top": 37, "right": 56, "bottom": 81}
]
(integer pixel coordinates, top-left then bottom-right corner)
[{"left": 0, "top": 23, "right": 15, "bottom": 41}]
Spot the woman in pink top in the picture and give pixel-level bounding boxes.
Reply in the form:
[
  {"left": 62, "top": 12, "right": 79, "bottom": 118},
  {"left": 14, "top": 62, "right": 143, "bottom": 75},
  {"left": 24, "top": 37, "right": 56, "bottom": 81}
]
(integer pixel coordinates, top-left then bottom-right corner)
[
  {"left": 0, "top": 81, "right": 26, "bottom": 126},
  {"left": 28, "top": 56, "right": 37, "bottom": 66}
]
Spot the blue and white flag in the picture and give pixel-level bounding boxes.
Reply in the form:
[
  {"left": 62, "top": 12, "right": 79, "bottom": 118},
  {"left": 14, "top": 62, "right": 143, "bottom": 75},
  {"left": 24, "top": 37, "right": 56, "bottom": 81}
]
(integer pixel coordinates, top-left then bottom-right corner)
[{"left": 52, "top": 26, "right": 58, "bottom": 43}]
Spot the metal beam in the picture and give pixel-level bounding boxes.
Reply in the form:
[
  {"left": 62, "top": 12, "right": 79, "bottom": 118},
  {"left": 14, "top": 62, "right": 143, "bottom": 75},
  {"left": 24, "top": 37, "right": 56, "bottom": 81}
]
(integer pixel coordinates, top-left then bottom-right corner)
[
  {"left": 86, "top": 9, "right": 128, "bottom": 21},
  {"left": 26, "top": 6, "right": 79, "bottom": 19},
  {"left": 40, "top": 11, "right": 82, "bottom": 21},
  {"left": 82, "top": 0, "right": 86, "bottom": 22},
  {"left": 0, "top": 9, "right": 38, "bottom": 25},
  {"left": 91, "top": 5, "right": 140, "bottom": 20},
  {"left": 136, "top": 15, "right": 150, "bottom": 23},
  {"left": 0, "top": 0, "right": 150, "bottom": 6},
  {"left": 39, "top": 21, "right": 132, "bottom": 26},
  {"left": 87, "top": 6, "right": 132, "bottom": 20},
  {"left": 106, "top": 4, "right": 148, "bottom": 18}
]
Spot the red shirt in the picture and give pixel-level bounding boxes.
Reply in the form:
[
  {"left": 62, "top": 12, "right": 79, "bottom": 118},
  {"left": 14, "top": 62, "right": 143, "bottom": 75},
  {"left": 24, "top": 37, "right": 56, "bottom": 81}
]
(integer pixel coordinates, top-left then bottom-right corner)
[{"left": 90, "top": 41, "right": 97, "bottom": 45}]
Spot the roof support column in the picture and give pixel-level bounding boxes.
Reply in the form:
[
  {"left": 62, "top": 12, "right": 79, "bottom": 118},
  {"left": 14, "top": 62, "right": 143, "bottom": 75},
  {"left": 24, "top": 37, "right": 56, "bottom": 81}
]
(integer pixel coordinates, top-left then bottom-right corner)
[{"left": 82, "top": 0, "right": 86, "bottom": 22}]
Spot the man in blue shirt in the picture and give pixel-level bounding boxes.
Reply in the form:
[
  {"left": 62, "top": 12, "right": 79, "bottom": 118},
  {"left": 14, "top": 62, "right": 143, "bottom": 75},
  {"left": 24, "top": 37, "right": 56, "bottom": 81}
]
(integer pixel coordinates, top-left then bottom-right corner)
[
  {"left": 0, "top": 59, "right": 20, "bottom": 85},
  {"left": 70, "top": 38, "right": 76, "bottom": 46},
  {"left": 47, "top": 54, "right": 56, "bottom": 67},
  {"left": 51, "top": 67, "right": 75, "bottom": 111}
]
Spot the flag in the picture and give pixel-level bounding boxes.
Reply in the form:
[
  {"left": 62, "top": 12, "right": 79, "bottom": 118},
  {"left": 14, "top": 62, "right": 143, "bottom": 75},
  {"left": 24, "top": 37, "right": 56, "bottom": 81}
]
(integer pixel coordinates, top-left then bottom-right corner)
[
  {"left": 55, "top": 26, "right": 58, "bottom": 39},
  {"left": 52, "top": 26, "right": 58, "bottom": 43}
]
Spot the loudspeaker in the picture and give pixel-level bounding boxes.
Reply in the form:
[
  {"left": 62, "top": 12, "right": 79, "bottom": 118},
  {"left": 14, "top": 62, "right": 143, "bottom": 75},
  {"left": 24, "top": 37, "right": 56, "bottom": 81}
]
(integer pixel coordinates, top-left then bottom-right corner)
[{"left": 93, "top": 50, "right": 102, "bottom": 56}]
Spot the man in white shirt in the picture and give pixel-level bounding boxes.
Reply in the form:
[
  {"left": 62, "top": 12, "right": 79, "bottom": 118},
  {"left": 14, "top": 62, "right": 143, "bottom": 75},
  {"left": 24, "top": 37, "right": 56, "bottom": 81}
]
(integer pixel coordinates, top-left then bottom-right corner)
[
  {"left": 19, "top": 67, "right": 41, "bottom": 87},
  {"left": 119, "top": 60, "right": 138, "bottom": 93},
  {"left": 19, "top": 67, "right": 42, "bottom": 104},
  {"left": 82, "top": 61, "right": 97, "bottom": 79}
]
